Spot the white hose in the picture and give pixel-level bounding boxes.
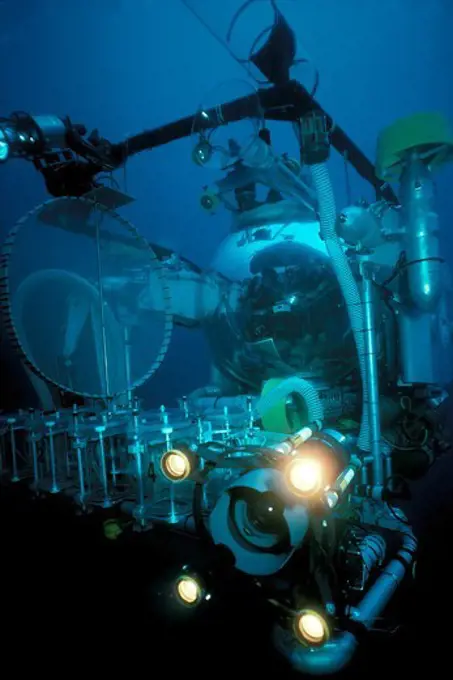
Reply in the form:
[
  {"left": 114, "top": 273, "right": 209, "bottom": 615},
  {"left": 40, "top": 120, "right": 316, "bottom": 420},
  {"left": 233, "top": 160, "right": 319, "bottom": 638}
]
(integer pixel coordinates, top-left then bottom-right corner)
[
  {"left": 255, "top": 376, "right": 324, "bottom": 427},
  {"left": 240, "top": 149, "right": 371, "bottom": 450},
  {"left": 310, "top": 164, "right": 370, "bottom": 452}
]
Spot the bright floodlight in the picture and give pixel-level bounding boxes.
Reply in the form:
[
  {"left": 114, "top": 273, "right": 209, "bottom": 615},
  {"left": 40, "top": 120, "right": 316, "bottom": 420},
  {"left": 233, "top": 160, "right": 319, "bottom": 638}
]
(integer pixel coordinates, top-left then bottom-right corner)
[
  {"left": 161, "top": 449, "right": 192, "bottom": 482},
  {"left": 295, "top": 609, "right": 329, "bottom": 646},
  {"left": 175, "top": 575, "right": 202, "bottom": 607},
  {"left": 286, "top": 457, "right": 323, "bottom": 497}
]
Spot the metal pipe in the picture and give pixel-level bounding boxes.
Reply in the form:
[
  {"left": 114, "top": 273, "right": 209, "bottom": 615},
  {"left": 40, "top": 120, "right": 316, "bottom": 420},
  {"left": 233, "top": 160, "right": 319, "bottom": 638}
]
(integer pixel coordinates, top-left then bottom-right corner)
[
  {"left": 95, "top": 424, "right": 111, "bottom": 508},
  {"left": 31, "top": 436, "right": 39, "bottom": 487},
  {"left": 94, "top": 212, "right": 111, "bottom": 396},
  {"left": 124, "top": 326, "right": 132, "bottom": 406},
  {"left": 382, "top": 440, "right": 393, "bottom": 483},
  {"left": 385, "top": 455, "right": 393, "bottom": 481},
  {"left": 7, "top": 417, "right": 19, "bottom": 482},
  {"left": 353, "top": 529, "right": 416, "bottom": 624},
  {"left": 109, "top": 438, "right": 118, "bottom": 488},
  {"left": 46, "top": 419, "right": 59, "bottom": 493},
  {"left": 72, "top": 406, "right": 86, "bottom": 506},
  {"left": 132, "top": 408, "right": 146, "bottom": 521},
  {"left": 360, "top": 464, "right": 369, "bottom": 485},
  {"left": 76, "top": 444, "right": 86, "bottom": 506},
  {"left": 400, "top": 154, "right": 442, "bottom": 313},
  {"left": 361, "top": 262, "right": 384, "bottom": 485},
  {"left": 273, "top": 527, "right": 416, "bottom": 675}
]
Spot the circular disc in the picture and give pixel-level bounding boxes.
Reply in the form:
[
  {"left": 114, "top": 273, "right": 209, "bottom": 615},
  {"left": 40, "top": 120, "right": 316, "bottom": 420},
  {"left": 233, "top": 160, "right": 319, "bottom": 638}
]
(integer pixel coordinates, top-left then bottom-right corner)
[{"left": 0, "top": 196, "right": 173, "bottom": 399}]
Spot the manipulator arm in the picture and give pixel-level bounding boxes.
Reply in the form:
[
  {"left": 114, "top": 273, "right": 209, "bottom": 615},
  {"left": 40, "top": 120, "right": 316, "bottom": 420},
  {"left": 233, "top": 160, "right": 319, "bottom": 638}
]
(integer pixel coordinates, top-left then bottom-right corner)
[{"left": 0, "top": 111, "right": 122, "bottom": 196}]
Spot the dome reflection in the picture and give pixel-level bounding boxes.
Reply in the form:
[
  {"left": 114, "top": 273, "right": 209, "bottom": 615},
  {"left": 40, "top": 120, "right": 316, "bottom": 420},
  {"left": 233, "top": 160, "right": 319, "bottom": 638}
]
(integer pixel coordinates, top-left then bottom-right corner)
[{"left": 205, "top": 244, "right": 356, "bottom": 392}]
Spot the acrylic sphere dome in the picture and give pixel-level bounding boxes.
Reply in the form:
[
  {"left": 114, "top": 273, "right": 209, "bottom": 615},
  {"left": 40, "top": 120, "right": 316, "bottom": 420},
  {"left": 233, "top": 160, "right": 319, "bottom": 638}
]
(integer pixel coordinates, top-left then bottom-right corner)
[{"left": 206, "top": 207, "right": 356, "bottom": 393}]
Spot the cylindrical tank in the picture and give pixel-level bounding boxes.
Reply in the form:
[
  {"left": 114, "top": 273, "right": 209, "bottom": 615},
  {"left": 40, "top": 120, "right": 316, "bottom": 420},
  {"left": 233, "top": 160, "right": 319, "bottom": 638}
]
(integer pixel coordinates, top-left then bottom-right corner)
[{"left": 400, "top": 156, "right": 442, "bottom": 313}]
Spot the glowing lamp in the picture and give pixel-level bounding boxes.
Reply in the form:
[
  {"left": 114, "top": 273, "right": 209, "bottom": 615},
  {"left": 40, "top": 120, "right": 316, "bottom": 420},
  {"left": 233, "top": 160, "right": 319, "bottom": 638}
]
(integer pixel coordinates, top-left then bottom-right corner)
[
  {"left": 175, "top": 575, "right": 203, "bottom": 607},
  {"left": 295, "top": 609, "right": 330, "bottom": 647},
  {"left": 161, "top": 449, "right": 194, "bottom": 482},
  {"left": 286, "top": 457, "right": 324, "bottom": 498}
]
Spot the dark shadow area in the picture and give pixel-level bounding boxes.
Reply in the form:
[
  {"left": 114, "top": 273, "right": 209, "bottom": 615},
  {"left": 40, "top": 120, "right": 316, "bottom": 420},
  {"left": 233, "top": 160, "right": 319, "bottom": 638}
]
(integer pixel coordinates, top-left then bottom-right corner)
[{"left": 2, "top": 483, "right": 451, "bottom": 678}]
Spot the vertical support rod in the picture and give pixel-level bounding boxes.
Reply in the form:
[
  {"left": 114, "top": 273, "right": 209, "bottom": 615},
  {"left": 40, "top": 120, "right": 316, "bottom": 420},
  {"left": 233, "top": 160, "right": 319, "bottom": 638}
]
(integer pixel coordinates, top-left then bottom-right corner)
[
  {"left": 31, "top": 437, "right": 39, "bottom": 487},
  {"left": 73, "top": 406, "right": 86, "bottom": 507},
  {"left": 94, "top": 210, "right": 111, "bottom": 397},
  {"left": 124, "top": 326, "right": 133, "bottom": 407},
  {"left": 96, "top": 424, "right": 111, "bottom": 508},
  {"left": 46, "top": 420, "right": 60, "bottom": 493},
  {"left": 8, "top": 418, "right": 19, "bottom": 482},
  {"left": 132, "top": 405, "right": 146, "bottom": 521},
  {"left": 76, "top": 445, "right": 86, "bottom": 506},
  {"left": 362, "top": 262, "right": 384, "bottom": 486}
]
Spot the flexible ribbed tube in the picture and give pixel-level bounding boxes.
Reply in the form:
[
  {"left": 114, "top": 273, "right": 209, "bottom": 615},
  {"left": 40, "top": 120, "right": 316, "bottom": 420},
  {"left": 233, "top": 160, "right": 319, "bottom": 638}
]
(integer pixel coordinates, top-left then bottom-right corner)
[
  {"left": 309, "top": 164, "right": 370, "bottom": 452},
  {"left": 255, "top": 376, "right": 324, "bottom": 427},
  {"left": 244, "top": 153, "right": 370, "bottom": 450}
]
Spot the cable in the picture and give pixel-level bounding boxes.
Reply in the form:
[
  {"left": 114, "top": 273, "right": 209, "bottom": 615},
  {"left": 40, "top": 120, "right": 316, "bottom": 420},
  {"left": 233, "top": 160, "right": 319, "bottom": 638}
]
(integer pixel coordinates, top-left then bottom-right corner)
[
  {"left": 382, "top": 254, "right": 445, "bottom": 288},
  {"left": 381, "top": 436, "right": 418, "bottom": 452},
  {"left": 382, "top": 474, "right": 412, "bottom": 526},
  {"left": 180, "top": 0, "right": 251, "bottom": 75},
  {"left": 401, "top": 420, "right": 429, "bottom": 447},
  {"left": 182, "top": 0, "right": 320, "bottom": 96},
  {"left": 226, "top": 0, "right": 261, "bottom": 43},
  {"left": 385, "top": 501, "right": 411, "bottom": 526}
]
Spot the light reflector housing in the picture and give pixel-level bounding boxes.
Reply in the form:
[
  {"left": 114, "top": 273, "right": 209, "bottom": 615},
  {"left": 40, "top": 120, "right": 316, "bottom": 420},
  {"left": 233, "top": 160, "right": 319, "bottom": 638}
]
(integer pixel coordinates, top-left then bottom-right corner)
[
  {"left": 161, "top": 448, "right": 193, "bottom": 482},
  {"left": 175, "top": 575, "right": 203, "bottom": 606},
  {"left": 294, "top": 609, "right": 330, "bottom": 647}
]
